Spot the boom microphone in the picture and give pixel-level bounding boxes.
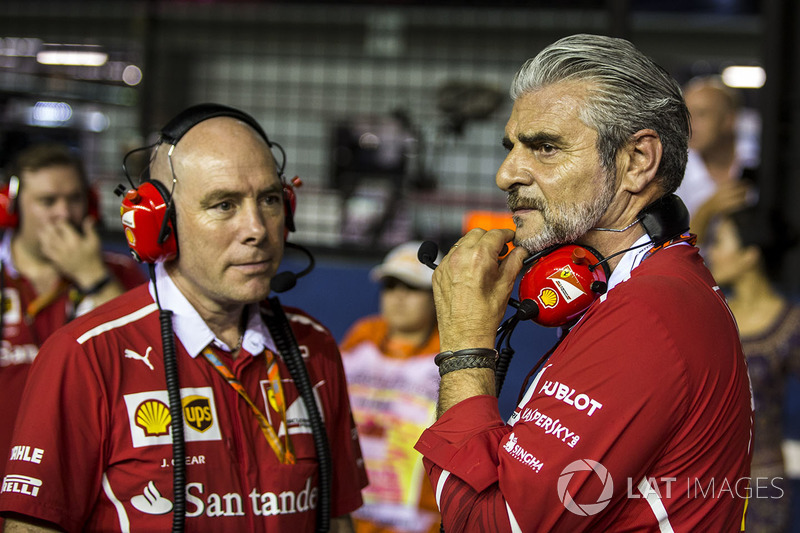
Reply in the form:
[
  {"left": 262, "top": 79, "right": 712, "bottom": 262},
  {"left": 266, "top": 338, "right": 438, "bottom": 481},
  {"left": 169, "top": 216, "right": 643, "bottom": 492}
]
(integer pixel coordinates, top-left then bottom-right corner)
[
  {"left": 417, "top": 241, "right": 440, "bottom": 270},
  {"left": 270, "top": 242, "right": 316, "bottom": 293}
]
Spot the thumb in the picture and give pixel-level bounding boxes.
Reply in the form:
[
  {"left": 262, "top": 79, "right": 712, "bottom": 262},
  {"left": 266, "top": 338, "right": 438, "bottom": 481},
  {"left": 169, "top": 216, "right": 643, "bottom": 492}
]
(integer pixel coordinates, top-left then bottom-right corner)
[{"left": 499, "top": 245, "right": 530, "bottom": 284}]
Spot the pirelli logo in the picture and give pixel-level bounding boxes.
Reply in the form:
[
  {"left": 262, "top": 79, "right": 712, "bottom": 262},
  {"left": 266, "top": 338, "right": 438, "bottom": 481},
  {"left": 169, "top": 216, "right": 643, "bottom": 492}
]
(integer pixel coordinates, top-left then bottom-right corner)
[
  {"left": 124, "top": 387, "right": 222, "bottom": 448},
  {"left": 2, "top": 474, "right": 42, "bottom": 497}
]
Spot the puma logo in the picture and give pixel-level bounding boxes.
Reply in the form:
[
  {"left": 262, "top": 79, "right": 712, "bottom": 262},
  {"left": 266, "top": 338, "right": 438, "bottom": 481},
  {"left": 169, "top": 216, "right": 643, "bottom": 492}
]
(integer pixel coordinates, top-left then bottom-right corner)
[{"left": 125, "top": 346, "right": 154, "bottom": 371}]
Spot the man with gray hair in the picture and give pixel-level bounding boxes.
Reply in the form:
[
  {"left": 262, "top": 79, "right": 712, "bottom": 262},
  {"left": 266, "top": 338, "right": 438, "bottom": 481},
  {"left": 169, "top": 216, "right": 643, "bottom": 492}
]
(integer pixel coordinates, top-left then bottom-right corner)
[{"left": 415, "top": 34, "right": 752, "bottom": 531}]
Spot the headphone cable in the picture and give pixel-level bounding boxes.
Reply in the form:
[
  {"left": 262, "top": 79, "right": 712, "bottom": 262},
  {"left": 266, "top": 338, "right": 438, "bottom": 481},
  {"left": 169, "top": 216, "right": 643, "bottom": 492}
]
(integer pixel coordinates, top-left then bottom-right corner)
[{"left": 150, "top": 264, "right": 187, "bottom": 533}]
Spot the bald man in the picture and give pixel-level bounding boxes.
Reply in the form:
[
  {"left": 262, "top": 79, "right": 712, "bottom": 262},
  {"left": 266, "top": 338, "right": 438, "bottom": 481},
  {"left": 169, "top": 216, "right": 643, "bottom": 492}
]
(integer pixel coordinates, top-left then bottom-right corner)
[
  {"left": 0, "top": 106, "right": 366, "bottom": 532},
  {"left": 675, "top": 76, "right": 758, "bottom": 238}
]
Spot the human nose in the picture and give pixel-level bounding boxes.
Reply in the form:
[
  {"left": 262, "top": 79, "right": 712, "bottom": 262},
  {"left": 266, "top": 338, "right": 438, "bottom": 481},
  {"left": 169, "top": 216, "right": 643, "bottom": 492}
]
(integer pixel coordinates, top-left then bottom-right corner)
[
  {"left": 241, "top": 200, "right": 282, "bottom": 244},
  {"left": 496, "top": 149, "right": 532, "bottom": 192},
  {"left": 49, "top": 198, "right": 71, "bottom": 221},
  {"left": 240, "top": 201, "right": 271, "bottom": 243}
]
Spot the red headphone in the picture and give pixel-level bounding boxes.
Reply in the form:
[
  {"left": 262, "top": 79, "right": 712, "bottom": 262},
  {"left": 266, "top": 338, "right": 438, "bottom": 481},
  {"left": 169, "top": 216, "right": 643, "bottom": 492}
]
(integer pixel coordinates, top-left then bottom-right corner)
[
  {"left": 518, "top": 244, "right": 609, "bottom": 328},
  {"left": 119, "top": 103, "right": 299, "bottom": 263},
  {"left": 0, "top": 173, "right": 101, "bottom": 230},
  {"left": 0, "top": 177, "right": 20, "bottom": 229},
  {"left": 515, "top": 194, "right": 690, "bottom": 328}
]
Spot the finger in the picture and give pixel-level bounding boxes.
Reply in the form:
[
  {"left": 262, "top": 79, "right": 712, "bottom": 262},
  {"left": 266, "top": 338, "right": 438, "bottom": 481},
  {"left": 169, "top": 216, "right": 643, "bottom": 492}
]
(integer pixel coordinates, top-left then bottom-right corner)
[
  {"left": 452, "top": 228, "right": 488, "bottom": 249},
  {"left": 38, "top": 224, "right": 61, "bottom": 245},
  {"left": 499, "top": 244, "right": 530, "bottom": 282},
  {"left": 482, "top": 228, "right": 516, "bottom": 255},
  {"left": 82, "top": 216, "right": 96, "bottom": 236}
]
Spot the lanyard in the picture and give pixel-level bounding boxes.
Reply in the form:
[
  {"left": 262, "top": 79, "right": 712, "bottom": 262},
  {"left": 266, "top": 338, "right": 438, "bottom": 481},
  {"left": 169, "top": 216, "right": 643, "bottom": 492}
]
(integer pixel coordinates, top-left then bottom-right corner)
[
  {"left": 28, "top": 279, "right": 72, "bottom": 318},
  {"left": 645, "top": 232, "right": 697, "bottom": 257},
  {"left": 202, "top": 346, "right": 296, "bottom": 465}
]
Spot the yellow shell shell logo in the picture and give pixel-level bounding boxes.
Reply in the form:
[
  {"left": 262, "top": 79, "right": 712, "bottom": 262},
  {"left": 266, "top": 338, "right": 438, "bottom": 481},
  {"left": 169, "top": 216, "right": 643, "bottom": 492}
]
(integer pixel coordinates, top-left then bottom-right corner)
[
  {"left": 135, "top": 399, "right": 171, "bottom": 437},
  {"left": 124, "top": 227, "right": 136, "bottom": 245},
  {"left": 539, "top": 288, "right": 559, "bottom": 309}
]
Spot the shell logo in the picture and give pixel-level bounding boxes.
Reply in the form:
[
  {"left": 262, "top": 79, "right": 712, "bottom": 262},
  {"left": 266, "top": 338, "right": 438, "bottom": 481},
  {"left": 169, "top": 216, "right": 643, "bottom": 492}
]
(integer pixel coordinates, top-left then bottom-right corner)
[
  {"left": 538, "top": 287, "right": 559, "bottom": 309},
  {"left": 124, "top": 227, "right": 136, "bottom": 246},
  {"left": 135, "top": 399, "right": 171, "bottom": 437}
]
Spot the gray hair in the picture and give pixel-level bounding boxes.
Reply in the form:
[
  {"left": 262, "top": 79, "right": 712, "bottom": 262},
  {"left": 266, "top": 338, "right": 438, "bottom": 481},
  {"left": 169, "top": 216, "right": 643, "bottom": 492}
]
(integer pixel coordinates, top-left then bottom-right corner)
[{"left": 510, "top": 34, "right": 689, "bottom": 194}]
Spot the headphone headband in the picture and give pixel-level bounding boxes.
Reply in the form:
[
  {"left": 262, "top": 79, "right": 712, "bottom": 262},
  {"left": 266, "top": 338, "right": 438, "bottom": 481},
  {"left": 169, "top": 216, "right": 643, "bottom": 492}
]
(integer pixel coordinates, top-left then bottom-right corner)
[
  {"left": 160, "top": 103, "right": 271, "bottom": 147},
  {"left": 158, "top": 103, "right": 286, "bottom": 178},
  {"left": 637, "top": 193, "right": 690, "bottom": 247}
]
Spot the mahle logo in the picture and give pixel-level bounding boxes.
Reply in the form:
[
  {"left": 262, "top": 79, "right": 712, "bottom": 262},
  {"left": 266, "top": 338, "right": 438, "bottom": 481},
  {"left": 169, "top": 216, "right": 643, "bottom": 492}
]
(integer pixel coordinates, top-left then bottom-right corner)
[{"left": 558, "top": 459, "right": 613, "bottom": 516}]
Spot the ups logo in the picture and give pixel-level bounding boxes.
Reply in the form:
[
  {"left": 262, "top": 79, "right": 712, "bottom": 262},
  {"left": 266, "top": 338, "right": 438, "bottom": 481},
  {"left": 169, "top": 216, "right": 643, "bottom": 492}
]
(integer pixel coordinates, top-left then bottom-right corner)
[{"left": 182, "top": 395, "right": 213, "bottom": 432}]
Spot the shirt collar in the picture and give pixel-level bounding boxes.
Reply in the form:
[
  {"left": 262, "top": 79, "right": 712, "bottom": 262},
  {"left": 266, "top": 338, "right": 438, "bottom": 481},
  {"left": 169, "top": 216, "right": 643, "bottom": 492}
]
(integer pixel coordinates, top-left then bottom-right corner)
[
  {"left": 148, "top": 262, "right": 278, "bottom": 358},
  {"left": 605, "top": 233, "right": 654, "bottom": 293}
]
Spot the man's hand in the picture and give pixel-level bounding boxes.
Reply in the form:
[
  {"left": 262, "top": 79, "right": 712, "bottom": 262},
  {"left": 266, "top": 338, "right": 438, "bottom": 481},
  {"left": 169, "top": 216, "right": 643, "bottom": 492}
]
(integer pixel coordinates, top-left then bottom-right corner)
[
  {"left": 39, "top": 217, "right": 109, "bottom": 291},
  {"left": 692, "top": 180, "right": 753, "bottom": 243},
  {"left": 433, "top": 228, "right": 529, "bottom": 352}
]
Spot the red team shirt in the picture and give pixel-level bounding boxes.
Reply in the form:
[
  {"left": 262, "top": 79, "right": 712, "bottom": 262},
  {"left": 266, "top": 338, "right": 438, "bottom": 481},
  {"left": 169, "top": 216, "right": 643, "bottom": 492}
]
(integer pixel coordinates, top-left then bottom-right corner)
[
  {"left": 415, "top": 239, "right": 753, "bottom": 532},
  {"left": 0, "top": 264, "right": 367, "bottom": 531},
  {"left": 0, "top": 231, "right": 146, "bottom": 483}
]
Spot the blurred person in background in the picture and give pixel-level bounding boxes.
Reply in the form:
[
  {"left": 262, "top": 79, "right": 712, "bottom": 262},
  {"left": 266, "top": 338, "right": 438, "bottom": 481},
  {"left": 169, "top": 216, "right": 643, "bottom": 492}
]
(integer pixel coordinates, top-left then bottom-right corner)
[
  {"left": 706, "top": 203, "right": 800, "bottom": 533},
  {"left": 340, "top": 241, "right": 442, "bottom": 533},
  {"left": 0, "top": 143, "right": 146, "bottom": 526},
  {"left": 676, "top": 75, "right": 758, "bottom": 240}
]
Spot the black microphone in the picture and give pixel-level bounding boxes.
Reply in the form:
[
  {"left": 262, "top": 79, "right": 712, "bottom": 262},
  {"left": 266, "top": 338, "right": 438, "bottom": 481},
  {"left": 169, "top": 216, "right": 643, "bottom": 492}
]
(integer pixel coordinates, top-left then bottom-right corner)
[
  {"left": 509, "top": 298, "right": 539, "bottom": 321},
  {"left": 418, "top": 240, "right": 510, "bottom": 270},
  {"left": 418, "top": 241, "right": 440, "bottom": 270},
  {"left": 417, "top": 240, "right": 536, "bottom": 319},
  {"left": 270, "top": 242, "right": 316, "bottom": 293}
]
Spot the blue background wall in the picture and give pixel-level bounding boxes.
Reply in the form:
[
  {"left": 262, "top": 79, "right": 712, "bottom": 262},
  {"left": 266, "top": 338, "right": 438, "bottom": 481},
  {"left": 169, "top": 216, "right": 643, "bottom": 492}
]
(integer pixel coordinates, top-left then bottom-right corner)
[{"left": 277, "top": 253, "right": 558, "bottom": 420}]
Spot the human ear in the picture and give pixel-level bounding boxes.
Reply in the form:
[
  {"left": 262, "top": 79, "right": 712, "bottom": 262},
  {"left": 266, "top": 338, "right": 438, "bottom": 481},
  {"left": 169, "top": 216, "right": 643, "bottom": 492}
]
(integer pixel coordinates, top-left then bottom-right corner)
[{"left": 621, "top": 129, "right": 662, "bottom": 194}]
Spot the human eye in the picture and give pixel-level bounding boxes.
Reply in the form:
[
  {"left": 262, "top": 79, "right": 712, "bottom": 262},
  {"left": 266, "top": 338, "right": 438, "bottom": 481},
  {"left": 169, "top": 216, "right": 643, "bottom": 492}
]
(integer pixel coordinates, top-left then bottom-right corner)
[
  {"left": 517, "top": 134, "right": 561, "bottom": 157},
  {"left": 538, "top": 143, "right": 557, "bottom": 155},
  {"left": 210, "top": 199, "right": 235, "bottom": 214},
  {"left": 260, "top": 192, "right": 283, "bottom": 210}
]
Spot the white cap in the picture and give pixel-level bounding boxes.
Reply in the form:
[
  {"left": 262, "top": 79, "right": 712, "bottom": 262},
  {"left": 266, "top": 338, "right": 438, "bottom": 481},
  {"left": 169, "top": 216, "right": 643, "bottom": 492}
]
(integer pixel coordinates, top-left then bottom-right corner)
[{"left": 369, "top": 241, "right": 441, "bottom": 289}]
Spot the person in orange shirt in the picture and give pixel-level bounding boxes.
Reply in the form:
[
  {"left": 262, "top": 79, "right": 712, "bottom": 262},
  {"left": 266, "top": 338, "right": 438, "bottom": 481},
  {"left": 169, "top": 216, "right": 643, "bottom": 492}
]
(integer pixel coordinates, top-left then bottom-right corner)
[{"left": 341, "top": 241, "right": 442, "bottom": 533}]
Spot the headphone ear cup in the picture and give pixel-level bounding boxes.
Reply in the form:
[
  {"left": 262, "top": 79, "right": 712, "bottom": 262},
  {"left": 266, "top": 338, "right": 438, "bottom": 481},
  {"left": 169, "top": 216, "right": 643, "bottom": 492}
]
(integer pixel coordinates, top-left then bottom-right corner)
[
  {"left": 283, "top": 182, "right": 297, "bottom": 240},
  {"left": 0, "top": 180, "right": 19, "bottom": 229},
  {"left": 518, "top": 244, "right": 608, "bottom": 327},
  {"left": 120, "top": 180, "right": 178, "bottom": 263}
]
